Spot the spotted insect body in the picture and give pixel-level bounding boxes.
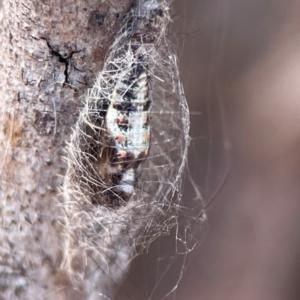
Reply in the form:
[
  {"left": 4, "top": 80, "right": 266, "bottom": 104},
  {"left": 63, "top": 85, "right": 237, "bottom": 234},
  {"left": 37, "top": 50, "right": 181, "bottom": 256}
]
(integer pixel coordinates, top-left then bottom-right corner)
[
  {"left": 66, "top": 4, "right": 169, "bottom": 207},
  {"left": 107, "top": 65, "right": 150, "bottom": 155},
  {"left": 89, "top": 8, "right": 167, "bottom": 205},
  {"left": 105, "top": 52, "right": 151, "bottom": 201}
]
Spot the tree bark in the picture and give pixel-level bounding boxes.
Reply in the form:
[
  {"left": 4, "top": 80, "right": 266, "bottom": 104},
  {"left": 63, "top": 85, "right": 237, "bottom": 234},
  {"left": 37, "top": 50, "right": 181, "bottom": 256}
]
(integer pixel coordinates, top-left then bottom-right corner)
[{"left": 0, "top": 0, "right": 132, "bottom": 298}]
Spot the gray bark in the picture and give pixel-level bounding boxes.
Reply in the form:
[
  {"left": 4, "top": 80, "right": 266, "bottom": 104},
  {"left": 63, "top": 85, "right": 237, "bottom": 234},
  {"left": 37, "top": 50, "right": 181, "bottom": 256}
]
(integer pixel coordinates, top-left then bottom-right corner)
[{"left": 0, "top": 0, "right": 132, "bottom": 299}]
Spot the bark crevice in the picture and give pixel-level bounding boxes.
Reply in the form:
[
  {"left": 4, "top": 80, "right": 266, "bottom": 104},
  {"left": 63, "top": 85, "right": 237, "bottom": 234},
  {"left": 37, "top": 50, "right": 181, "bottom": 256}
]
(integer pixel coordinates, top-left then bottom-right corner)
[{"left": 42, "top": 36, "right": 83, "bottom": 85}]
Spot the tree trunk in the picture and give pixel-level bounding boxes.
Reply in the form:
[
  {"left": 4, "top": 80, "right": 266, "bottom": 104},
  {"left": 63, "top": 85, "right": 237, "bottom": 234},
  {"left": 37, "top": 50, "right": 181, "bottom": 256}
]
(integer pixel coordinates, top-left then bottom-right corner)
[{"left": 0, "top": 0, "right": 132, "bottom": 298}]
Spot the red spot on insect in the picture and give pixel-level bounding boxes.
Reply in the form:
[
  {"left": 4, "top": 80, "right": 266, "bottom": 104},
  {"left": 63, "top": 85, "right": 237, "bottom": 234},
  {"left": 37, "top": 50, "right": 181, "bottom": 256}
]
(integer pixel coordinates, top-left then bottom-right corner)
[
  {"left": 116, "top": 135, "right": 125, "bottom": 143},
  {"left": 117, "top": 117, "right": 125, "bottom": 124},
  {"left": 119, "top": 150, "right": 127, "bottom": 158}
]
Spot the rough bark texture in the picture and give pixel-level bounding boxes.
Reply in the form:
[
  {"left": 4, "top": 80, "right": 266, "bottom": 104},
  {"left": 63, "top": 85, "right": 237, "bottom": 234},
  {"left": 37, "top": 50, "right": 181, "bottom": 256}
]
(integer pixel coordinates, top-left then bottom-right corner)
[{"left": 0, "top": 0, "right": 132, "bottom": 299}]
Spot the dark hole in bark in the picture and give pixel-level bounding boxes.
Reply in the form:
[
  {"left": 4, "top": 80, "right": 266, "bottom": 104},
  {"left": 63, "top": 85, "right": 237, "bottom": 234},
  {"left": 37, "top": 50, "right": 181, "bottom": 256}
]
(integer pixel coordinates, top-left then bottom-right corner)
[{"left": 94, "top": 13, "right": 105, "bottom": 26}]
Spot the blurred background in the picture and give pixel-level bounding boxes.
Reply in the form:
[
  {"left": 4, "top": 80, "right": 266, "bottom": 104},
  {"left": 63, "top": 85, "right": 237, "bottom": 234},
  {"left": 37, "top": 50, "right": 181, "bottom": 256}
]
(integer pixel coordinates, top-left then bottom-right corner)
[{"left": 116, "top": 0, "right": 300, "bottom": 299}]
